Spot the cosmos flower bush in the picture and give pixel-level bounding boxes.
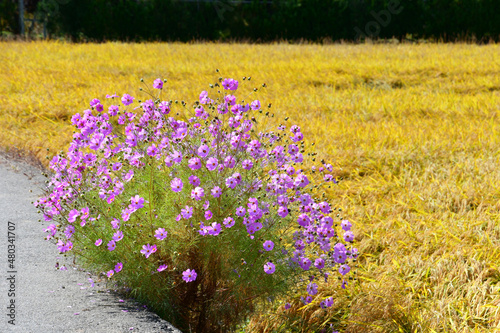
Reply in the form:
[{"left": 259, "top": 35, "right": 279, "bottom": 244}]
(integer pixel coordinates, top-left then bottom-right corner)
[{"left": 35, "top": 74, "right": 357, "bottom": 331}]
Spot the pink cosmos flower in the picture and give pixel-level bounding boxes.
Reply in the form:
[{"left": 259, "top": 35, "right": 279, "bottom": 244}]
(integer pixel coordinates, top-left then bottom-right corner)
[
  {"left": 115, "top": 262, "right": 123, "bottom": 273},
  {"left": 182, "top": 269, "right": 197, "bottom": 282},
  {"left": 95, "top": 239, "right": 102, "bottom": 246},
  {"left": 157, "top": 264, "right": 168, "bottom": 272},
  {"left": 107, "top": 270, "right": 114, "bottom": 278}
]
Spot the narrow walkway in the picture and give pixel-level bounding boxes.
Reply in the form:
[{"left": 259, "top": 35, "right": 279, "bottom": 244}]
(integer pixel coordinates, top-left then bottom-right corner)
[{"left": 0, "top": 156, "right": 181, "bottom": 333}]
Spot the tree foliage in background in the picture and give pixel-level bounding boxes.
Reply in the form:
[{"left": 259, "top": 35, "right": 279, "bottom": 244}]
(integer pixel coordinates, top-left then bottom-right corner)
[{"left": 2, "top": 0, "right": 499, "bottom": 42}]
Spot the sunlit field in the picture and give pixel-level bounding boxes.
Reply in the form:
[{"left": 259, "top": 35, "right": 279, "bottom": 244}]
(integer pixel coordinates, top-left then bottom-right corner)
[{"left": 1, "top": 41, "right": 500, "bottom": 332}]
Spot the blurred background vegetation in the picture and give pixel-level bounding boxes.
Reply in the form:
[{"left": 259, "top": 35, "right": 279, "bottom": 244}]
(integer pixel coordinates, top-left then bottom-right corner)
[{"left": 1, "top": 0, "right": 500, "bottom": 42}]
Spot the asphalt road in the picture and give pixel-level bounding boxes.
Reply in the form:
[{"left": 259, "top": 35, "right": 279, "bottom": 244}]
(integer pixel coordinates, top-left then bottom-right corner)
[{"left": 0, "top": 155, "right": 182, "bottom": 333}]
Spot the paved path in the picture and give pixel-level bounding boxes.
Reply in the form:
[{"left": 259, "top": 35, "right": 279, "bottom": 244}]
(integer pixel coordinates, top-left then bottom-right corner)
[{"left": 0, "top": 156, "right": 182, "bottom": 333}]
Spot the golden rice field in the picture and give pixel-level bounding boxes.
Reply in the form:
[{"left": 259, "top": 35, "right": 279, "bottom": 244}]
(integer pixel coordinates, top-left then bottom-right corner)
[{"left": 1, "top": 41, "right": 500, "bottom": 332}]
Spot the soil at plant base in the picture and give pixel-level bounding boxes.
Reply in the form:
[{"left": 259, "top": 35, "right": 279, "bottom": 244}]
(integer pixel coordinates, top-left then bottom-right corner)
[{"left": 0, "top": 154, "right": 182, "bottom": 333}]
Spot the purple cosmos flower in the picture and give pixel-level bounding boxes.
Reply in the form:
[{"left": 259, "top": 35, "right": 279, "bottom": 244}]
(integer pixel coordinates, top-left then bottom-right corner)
[
  {"left": 203, "top": 200, "right": 210, "bottom": 210},
  {"left": 334, "top": 252, "right": 347, "bottom": 264},
  {"left": 224, "top": 156, "right": 236, "bottom": 168},
  {"left": 211, "top": 186, "right": 222, "bottom": 198},
  {"left": 115, "top": 262, "right": 123, "bottom": 273},
  {"left": 207, "top": 222, "right": 221, "bottom": 236},
  {"left": 140, "top": 244, "right": 157, "bottom": 259},
  {"left": 343, "top": 231, "right": 354, "bottom": 242},
  {"left": 157, "top": 264, "right": 168, "bottom": 272},
  {"left": 80, "top": 207, "right": 90, "bottom": 220},
  {"left": 191, "top": 187, "right": 205, "bottom": 201},
  {"left": 226, "top": 177, "right": 237, "bottom": 189},
  {"left": 169, "top": 150, "right": 182, "bottom": 164},
  {"left": 250, "top": 100, "right": 261, "bottom": 110},
  {"left": 108, "top": 105, "right": 119, "bottom": 116},
  {"left": 197, "top": 144, "right": 210, "bottom": 157},
  {"left": 130, "top": 195, "right": 144, "bottom": 209},
  {"left": 223, "top": 217, "right": 235, "bottom": 228},
  {"left": 182, "top": 269, "right": 197, "bottom": 282},
  {"left": 294, "top": 174, "right": 309, "bottom": 188},
  {"left": 277, "top": 206, "right": 289, "bottom": 218},
  {"left": 90, "top": 98, "right": 101, "bottom": 108},
  {"left": 341, "top": 219, "right": 352, "bottom": 231},
  {"left": 307, "top": 282, "right": 318, "bottom": 295},
  {"left": 205, "top": 210, "right": 213, "bottom": 220},
  {"left": 300, "top": 257, "right": 312, "bottom": 271},
  {"left": 242, "top": 159, "right": 253, "bottom": 170},
  {"left": 181, "top": 205, "right": 193, "bottom": 219},
  {"left": 339, "top": 264, "right": 351, "bottom": 276},
  {"left": 113, "top": 230, "right": 124, "bottom": 242},
  {"left": 314, "top": 258, "right": 325, "bottom": 270},
  {"left": 235, "top": 206, "right": 246, "bottom": 217},
  {"left": 95, "top": 239, "right": 102, "bottom": 246},
  {"left": 107, "top": 270, "right": 114, "bottom": 278},
  {"left": 121, "top": 94, "right": 134, "bottom": 106},
  {"left": 263, "top": 240, "right": 274, "bottom": 251},
  {"left": 189, "top": 175, "right": 200, "bottom": 186},
  {"left": 110, "top": 218, "right": 120, "bottom": 229},
  {"left": 154, "top": 228, "right": 168, "bottom": 240},
  {"left": 221, "top": 78, "right": 239, "bottom": 91},
  {"left": 290, "top": 132, "right": 304, "bottom": 142},
  {"left": 107, "top": 240, "right": 116, "bottom": 251},
  {"left": 264, "top": 262, "right": 275, "bottom": 274},
  {"left": 68, "top": 209, "right": 80, "bottom": 223},
  {"left": 206, "top": 157, "right": 218, "bottom": 171},
  {"left": 225, "top": 94, "right": 236, "bottom": 105},
  {"left": 171, "top": 178, "right": 183, "bottom": 192},
  {"left": 147, "top": 144, "right": 159, "bottom": 157},
  {"left": 123, "top": 170, "right": 134, "bottom": 182},
  {"left": 153, "top": 78, "right": 163, "bottom": 89},
  {"left": 121, "top": 207, "right": 133, "bottom": 222},
  {"left": 64, "top": 225, "right": 75, "bottom": 239},
  {"left": 188, "top": 157, "right": 202, "bottom": 170}
]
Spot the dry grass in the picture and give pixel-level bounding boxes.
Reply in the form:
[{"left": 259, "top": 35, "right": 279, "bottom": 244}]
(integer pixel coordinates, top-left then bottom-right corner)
[{"left": 1, "top": 41, "right": 500, "bottom": 332}]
